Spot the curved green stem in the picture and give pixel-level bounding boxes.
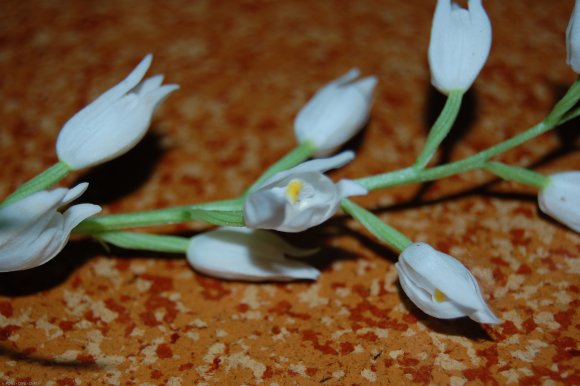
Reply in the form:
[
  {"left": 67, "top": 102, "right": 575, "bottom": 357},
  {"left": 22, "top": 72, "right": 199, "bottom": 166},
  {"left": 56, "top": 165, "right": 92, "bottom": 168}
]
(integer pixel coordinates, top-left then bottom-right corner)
[
  {"left": 74, "top": 198, "right": 245, "bottom": 234},
  {"left": 341, "top": 198, "right": 412, "bottom": 253},
  {"left": 414, "top": 90, "right": 463, "bottom": 169},
  {"left": 357, "top": 77, "right": 580, "bottom": 191},
  {"left": 484, "top": 161, "right": 549, "bottom": 189},
  {"left": 1, "top": 161, "right": 71, "bottom": 207}
]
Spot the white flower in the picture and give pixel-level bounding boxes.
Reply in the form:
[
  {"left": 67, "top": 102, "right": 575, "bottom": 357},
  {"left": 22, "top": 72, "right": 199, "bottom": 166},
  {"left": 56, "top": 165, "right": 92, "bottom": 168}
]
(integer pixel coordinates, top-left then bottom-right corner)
[
  {"left": 0, "top": 183, "right": 101, "bottom": 272},
  {"left": 244, "top": 151, "right": 367, "bottom": 232},
  {"left": 567, "top": 0, "right": 580, "bottom": 72},
  {"left": 56, "top": 54, "right": 179, "bottom": 170},
  {"left": 538, "top": 171, "right": 580, "bottom": 232},
  {"left": 428, "top": 0, "right": 492, "bottom": 94},
  {"left": 186, "top": 227, "right": 320, "bottom": 282},
  {"left": 294, "top": 69, "right": 378, "bottom": 157},
  {"left": 395, "top": 242, "right": 501, "bottom": 324}
]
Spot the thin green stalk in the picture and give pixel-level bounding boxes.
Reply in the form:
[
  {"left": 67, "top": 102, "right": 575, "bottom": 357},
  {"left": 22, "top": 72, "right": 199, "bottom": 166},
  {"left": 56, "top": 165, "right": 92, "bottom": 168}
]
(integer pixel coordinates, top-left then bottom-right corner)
[
  {"left": 543, "top": 76, "right": 580, "bottom": 126},
  {"left": 414, "top": 90, "right": 464, "bottom": 169},
  {"left": 484, "top": 161, "right": 550, "bottom": 189},
  {"left": 74, "top": 198, "right": 245, "bottom": 234},
  {"left": 341, "top": 198, "right": 412, "bottom": 253},
  {"left": 246, "top": 141, "right": 316, "bottom": 193},
  {"left": 2, "top": 161, "right": 71, "bottom": 206},
  {"left": 357, "top": 78, "right": 580, "bottom": 191},
  {"left": 97, "top": 232, "right": 189, "bottom": 253},
  {"left": 358, "top": 119, "right": 555, "bottom": 190}
]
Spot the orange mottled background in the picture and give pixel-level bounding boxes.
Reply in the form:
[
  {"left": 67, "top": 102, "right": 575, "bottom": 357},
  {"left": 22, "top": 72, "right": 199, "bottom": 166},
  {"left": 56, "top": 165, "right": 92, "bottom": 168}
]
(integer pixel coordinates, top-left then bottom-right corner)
[{"left": 0, "top": 1, "right": 579, "bottom": 385}]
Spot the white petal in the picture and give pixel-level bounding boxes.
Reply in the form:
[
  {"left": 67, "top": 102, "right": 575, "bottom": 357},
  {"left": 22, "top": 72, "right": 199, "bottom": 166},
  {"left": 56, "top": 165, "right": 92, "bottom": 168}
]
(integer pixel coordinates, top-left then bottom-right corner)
[
  {"left": 62, "top": 182, "right": 89, "bottom": 204},
  {"left": 538, "top": 171, "right": 580, "bottom": 232},
  {"left": 398, "top": 243, "right": 500, "bottom": 323},
  {"left": 0, "top": 185, "right": 98, "bottom": 272},
  {"left": 186, "top": 227, "right": 319, "bottom": 282},
  {"left": 283, "top": 151, "right": 355, "bottom": 176},
  {"left": 56, "top": 54, "right": 178, "bottom": 170},
  {"left": 294, "top": 70, "right": 377, "bottom": 157},
  {"left": 353, "top": 76, "right": 379, "bottom": 102},
  {"left": 397, "top": 261, "right": 468, "bottom": 319},
  {"left": 336, "top": 179, "right": 368, "bottom": 198},
  {"left": 329, "top": 68, "right": 361, "bottom": 87},
  {"left": 134, "top": 74, "right": 164, "bottom": 94},
  {"left": 428, "top": 0, "right": 492, "bottom": 93},
  {"left": 89, "top": 54, "right": 153, "bottom": 110},
  {"left": 568, "top": 1, "right": 580, "bottom": 72}
]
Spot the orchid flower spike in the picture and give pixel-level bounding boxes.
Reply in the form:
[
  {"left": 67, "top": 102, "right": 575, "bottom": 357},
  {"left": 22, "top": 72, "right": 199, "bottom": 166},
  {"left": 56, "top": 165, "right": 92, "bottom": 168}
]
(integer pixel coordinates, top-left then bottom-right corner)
[
  {"left": 567, "top": 0, "right": 580, "bottom": 72},
  {"left": 56, "top": 54, "right": 179, "bottom": 170},
  {"left": 396, "top": 242, "right": 501, "bottom": 324},
  {"left": 428, "top": 0, "right": 492, "bottom": 94},
  {"left": 0, "top": 183, "right": 101, "bottom": 272},
  {"left": 538, "top": 171, "right": 580, "bottom": 232},
  {"left": 244, "top": 151, "right": 367, "bottom": 232},
  {"left": 294, "top": 69, "right": 378, "bottom": 157},
  {"left": 186, "top": 227, "right": 320, "bottom": 282}
]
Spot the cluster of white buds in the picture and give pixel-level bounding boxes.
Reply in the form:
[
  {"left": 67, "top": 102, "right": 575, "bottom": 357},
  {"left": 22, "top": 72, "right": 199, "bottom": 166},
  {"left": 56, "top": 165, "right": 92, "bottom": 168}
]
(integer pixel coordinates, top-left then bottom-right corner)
[
  {"left": 0, "top": 55, "right": 178, "bottom": 271},
  {"left": 2, "top": 1, "right": 579, "bottom": 329}
]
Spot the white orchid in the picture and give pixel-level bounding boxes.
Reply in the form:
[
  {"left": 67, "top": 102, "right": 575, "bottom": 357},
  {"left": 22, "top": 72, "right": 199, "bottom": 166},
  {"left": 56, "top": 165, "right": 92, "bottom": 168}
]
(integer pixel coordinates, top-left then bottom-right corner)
[
  {"left": 56, "top": 54, "right": 179, "bottom": 170},
  {"left": 0, "top": 183, "right": 101, "bottom": 272},
  {"left": 396, "top": 242, "right": 501, "bottom": 324},
  {"left": 567, "top": 1, "right": 580, "bottom": 72},
  {"left": 428, "top": 0, "right": 492, "bottom": 94},
  {"left": 244, "top": 151, "right": 367, "bottom": 232},
  {"left": 538, "top": 171, "right": 580, "bottom": 232},
  {"left": 186, "top": 227, "right": 320, "bottom": 282},
  {"left": 294, "top": 69, "right": 378, "bottom": 156}
]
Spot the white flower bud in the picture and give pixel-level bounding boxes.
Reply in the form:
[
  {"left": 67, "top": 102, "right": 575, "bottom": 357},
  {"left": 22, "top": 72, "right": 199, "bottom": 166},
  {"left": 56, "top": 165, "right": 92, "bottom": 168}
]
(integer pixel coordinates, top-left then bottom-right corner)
[
  {"left": 56, "top": 54, "right": 179, "bottom": 169},
  {"left": 294, "top": 69, "right": 378, "bottom": 157},
  {"left": 538, "top": 171, "right": 580, "bottom": 232},
  {"left": 187, "top": 227, "right": 320, "bottom": 282},
  {"left": 396, "top": 242, "right": 501, "bottom": 324},
  {"left": 567, "top": 1, "right": 580, "bottom": 72},
  {"left": 0, "top": 183, "right": 101, "bottom": 272},
  {"left": 428, "top": 0, "right": 492, "bottom": 94}
]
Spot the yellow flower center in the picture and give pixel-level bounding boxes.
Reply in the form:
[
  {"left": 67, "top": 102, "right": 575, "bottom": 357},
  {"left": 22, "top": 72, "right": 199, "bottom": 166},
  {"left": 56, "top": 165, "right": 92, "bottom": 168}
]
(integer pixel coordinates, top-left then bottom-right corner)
[
  {"left": 286, "top": 179, "right": 303, "bottom": 204},
  {"left": 434, "top": 289, "right": 446, "bottom": 302}
]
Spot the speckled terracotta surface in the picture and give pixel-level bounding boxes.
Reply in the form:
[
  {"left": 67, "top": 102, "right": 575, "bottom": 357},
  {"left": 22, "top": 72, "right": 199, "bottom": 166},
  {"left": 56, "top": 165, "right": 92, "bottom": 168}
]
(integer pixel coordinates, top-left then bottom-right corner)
[{"left": 1, "top": 1, "right": 579, "bottom": 385}]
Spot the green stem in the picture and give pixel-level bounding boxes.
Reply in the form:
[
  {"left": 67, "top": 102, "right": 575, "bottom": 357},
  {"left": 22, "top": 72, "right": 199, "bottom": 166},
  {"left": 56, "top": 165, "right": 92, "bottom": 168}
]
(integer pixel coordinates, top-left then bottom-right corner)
[
  {"left": 1, "top": 161, "right": 71, "bottom": 206},
  {"left": 543, "top": 76, "right": 580, "bottom": 127},
  {"left": 358, "top": 119, "right": 553, "bottom": 190},
  {"left": 414, "top": 90, "right": 464, "bottom": 169},
  {"left": 97, "top": 232, "right": 189, "bottom": 253},
  {"left": 341, "top": 198, "right": 412, "bottom": 253},
  {"left": 484, "top": 161, "right": 550, "bottom": 189},
  {"left": 74, "top": 198, "right": 245, "bottom": 234},
  {"left": 246, "top": 141, "right": 316, "bottom": 193},
  {"left": 357, "top": 78, "right": 580, "bottom": 191}
]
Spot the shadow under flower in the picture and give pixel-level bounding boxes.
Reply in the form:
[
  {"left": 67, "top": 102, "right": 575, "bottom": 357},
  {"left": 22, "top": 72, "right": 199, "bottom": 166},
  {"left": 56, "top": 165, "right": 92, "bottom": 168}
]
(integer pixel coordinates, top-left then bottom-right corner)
[
  {"left": 71, "top": 130, "right": 166, "bottom": 205},
  {"left": 0, "top": 239, "right": 102, "bottom": 297}
]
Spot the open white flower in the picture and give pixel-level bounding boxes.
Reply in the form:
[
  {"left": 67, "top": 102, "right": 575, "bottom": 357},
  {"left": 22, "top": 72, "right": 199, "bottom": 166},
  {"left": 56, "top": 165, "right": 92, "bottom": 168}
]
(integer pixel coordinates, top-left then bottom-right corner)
[
  {"left": 56, "top": 54, "right": 179, "bottom": 170},
  {"left": 538, "top": 171, "right": 580, "bottom": 232},
  {"left": 244, "top": 151, "right": 367, "bottom": 232},
  {"left": 294, "top": 69, "right": 378, "bottom": 157},
  {"left": 0, "top": 183, "right": 101, "bottom": 272},
  {"left": 567, "top": 0, "right": 580, "bottom": 72},
  {"left": 395, "top": 242, "right": 501, "bottom": 324},
  {"left": 186, "top": 227, "right": 320, "bottom": 282},
  {"left": 428, "top": 0, "right": 492, "bottom": 94}
]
